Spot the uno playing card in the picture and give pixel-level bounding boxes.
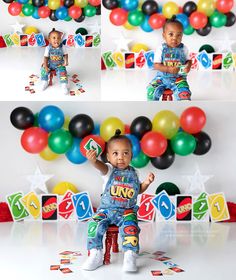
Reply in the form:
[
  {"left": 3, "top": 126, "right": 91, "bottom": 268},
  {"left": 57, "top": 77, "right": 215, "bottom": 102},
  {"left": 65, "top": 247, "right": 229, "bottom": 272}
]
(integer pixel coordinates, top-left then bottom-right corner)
[
  {"left": 176, "top": 195, "right": 192, "bottom": 221},
  {"left": 28, "top": 33, "right": 36, "bottom": 47},
  {"left": 74, "top": 33, "right": 85, "bottom": 47},
  {"left": 151, "top": 190, "right": 175, "bottom": 221},
  {"left": 212, "top": 53, "right": 222, "bottom": 70},
  {"left": 66, "top": 35, "right": 75, "bottom": 47},
  {"left": 144, "top": 50, "right": 154, "bottom": 69},
  {"left": 189, "top": 52, "right": 198, "bottom": 70},
  {"left": 85, "top": 35, "right": 93, "bottom": 47},
  {"left": 83, "top": 138, "right": 102, "bottom": 157},
  {"left": 72, "top": 192, "right": 94, "bottom": 221},
  {"left": 35, "top": 33, "right": 46, "bottom": 47},
  {"left": 208, "top": 192, "right": 229, "bottom": 222},
  {"left": 6, "top": 192, "right": 29, "bottom": 221},
  {"left": 162, "top": 269, "right": 174, "bottom": 275},
  {"left": 20, "top": 191, "right": 40, "bottom": 220},
  {"left": 93, "top": 34, "right": 100, "bottom": 47},
  {"left": 50, "top": 265, "right": 60, "bottom": 270},
  {"left": 125, "top": 53, "right": 135, "bottom": 69},
  {"left": 193, "top": 192, "right": 209, "bottom": 221},
  {"left": 41, "top": 195, "right": 58, "bottom": 221},
  {"left": 135, "top": 51, "right": 146, "bottom": 68},
  {"left": 3, "top": 34, "right": 14, "bottom": 47},
  {"left": 59, "top": 191, "right": 74, "bottom": 220},
  {"left": 60, "top": 268, "right": 73, "bottom": 273},
  {"left": 102, "top": 51, "right": 116, "bottom": 69},
  {"left": 169, "top": 267, "right": 185, "bottom": 273},
  {"left": 151, "top": 270, "right": 163, "bottom": 276},
  {"left": 197, "top": 50, "right": 212, "bottom": 70},
  {"left": 20, "top": 35, "right": 28, "bottom": 47},
  {"left": 223, "top": 53, "right": 234, "bottom": 70},
  {"left": 137, "top": 193, "right": 155, "bottom": 222},
  {"left": 112, "top": 52, "right": 125, "bottom": 68},
  {"left": 10, "top": 33, "right": 20, "bottom": 46}
]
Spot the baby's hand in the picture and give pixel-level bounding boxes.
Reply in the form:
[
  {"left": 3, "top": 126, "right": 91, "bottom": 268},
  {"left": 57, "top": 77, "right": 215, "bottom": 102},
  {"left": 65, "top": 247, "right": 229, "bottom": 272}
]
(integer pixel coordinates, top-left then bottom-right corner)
[
  {"left": 144, "top": 172, "right": 155, "bottom": 186},
  {"left": 168, "top": 66, "right": 179, "bottom": 74},
  {"left": 45, "top": 66, "right": 50, "bottom": 73},
  {"left": 183, "top": 64, "right": 191, "bottom": 73},
  {"left": 63, "top": 62, "right": 68, "bottom": 67},
  {"left": 86, "top": 150, "right": 97, "bottom": 163}
]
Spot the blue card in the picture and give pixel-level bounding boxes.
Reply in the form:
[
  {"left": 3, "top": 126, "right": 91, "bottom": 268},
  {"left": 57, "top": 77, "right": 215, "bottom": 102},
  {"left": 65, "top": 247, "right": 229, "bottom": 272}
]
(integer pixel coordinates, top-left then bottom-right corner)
[
  {"left": 72, "top": 192, "right": 93, "bottom": 221},
  {"left": 74, "top": 34, "right": 85, "bottom": 47},
  {"left": 151, "top": 190, "right": 175, "bottom": 220},
  {"left": 197, "top": 50, "right": 212, "bottom": 69},
  {"left": 144, "top": 50, "right": 154, "bottom": 69},
  {"left": 35, "top": 33, "right": 46, "bottom": 47}
]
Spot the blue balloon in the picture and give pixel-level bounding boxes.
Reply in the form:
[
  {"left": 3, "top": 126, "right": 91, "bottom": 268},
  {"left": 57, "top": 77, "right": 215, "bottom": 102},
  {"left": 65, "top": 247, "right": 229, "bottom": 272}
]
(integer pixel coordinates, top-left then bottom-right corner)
[
  {"left": 55, "top": 7, "right": 68, "bottom": 20},
  {"left": 121, "top": 0, "right": 138, "bottom": 11},
  {"left": 32, "top": 8, "right": 40, "bottom": 19},
  {"left": 176, "top": 13, "right": 189, "bottom": 29},
  {"left": 141, "top": 16, "right": 153, "bottom": 32},
  {"left": 92, "top": 123, "right": 100, "bottom": 135},
  {"left": 18, "top": 0, "right": 29, "bottom": 3},
  {"left": 66, "top": 138, "right": 87, "bottom": 164},
  {"left": 125, "top": 134, "right": 141, "bottom": 158},
  {"left": 158, "top": 5, "right": 162, "bottom": 13},
  {"left": 38, "top": 105, "right": 64, "bottom": 132}
]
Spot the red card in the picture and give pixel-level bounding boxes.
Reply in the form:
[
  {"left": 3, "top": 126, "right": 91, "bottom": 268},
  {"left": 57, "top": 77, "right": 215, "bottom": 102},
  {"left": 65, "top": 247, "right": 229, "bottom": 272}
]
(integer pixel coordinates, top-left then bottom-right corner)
[
  {"left": 59, "top": 191, "right": 74, "bottom": 219},
  {"left": 137, "top": 194, "right": 155, "bottom": 221}
]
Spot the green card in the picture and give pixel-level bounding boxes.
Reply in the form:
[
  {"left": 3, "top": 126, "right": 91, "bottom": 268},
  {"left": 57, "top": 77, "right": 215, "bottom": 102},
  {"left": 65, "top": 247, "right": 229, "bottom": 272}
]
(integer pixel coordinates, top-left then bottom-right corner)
[
  {"left": 84, "top": 138, "right": 102, "bottom": 156},
  {"left": 193, "top": 192, "right": 208, "bottom": 220},
  {"left": 6, "top": 192, "right": 29, "bottom": 221}
]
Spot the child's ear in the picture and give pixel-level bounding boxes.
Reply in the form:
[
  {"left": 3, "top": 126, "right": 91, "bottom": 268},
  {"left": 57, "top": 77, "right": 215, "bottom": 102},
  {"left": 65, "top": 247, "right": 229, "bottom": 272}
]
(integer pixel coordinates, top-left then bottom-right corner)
[{"left": 106, "top": 153, "right": 110, "bottom": 162}]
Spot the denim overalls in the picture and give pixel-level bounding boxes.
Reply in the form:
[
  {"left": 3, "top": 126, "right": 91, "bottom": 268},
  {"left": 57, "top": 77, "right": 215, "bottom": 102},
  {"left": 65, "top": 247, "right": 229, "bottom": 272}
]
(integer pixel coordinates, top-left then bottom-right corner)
[
  {"left": 147, "top": 43, "right": 191, "bottom": 101},
  {"left": 41, "top": 44, "right": 68, "bottom": 84},
  {"left": 87, "top": 166, "right": 141, "bottom": 253}
]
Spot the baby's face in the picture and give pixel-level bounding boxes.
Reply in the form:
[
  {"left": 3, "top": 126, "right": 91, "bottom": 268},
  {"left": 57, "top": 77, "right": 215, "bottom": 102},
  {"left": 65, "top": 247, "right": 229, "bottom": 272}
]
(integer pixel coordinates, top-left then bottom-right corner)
[
  {"left": 49, "top": 32, "right": 61, "bottom": 48},
  {"left": 163, "top": 23, "right": 183, "bottom": 48},
  {"left": 107, "top": 139, "right": 132, "bottom": 170}
]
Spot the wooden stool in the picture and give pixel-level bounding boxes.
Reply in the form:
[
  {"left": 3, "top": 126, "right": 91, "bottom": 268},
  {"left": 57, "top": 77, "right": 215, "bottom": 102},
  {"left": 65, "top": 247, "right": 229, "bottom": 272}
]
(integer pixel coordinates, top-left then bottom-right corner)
[
  {"left": 162, "top": 89, "right": 173, "bottom": 101},
  {"left": 103, "top": 225, "right": 119, "bottom": 265},
  {"left": 49, "top": 70, "right": 56, "bottom": 86}
]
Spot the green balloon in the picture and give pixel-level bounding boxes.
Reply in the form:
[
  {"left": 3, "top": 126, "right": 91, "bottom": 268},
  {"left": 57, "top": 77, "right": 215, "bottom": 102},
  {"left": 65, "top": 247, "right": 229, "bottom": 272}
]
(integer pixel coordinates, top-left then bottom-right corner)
[
  {"left": 83, "top": 4, "right": 96, "bottom": 17},
  {"left": 33, "top": 113, "right": 39, "bottom": 127},
  {"left": 184, "top": 25, "right": 195, "bottom": 35},
  {"left": 64, "top": 16, "right": 72, "bottom": 22},
  {"left": 131, "top": 151, "right": 150, "bottom": 168},
  {"left": 210, "top": 11, "right": 227, "bottom": 28},
  {"left": 128, "top": 10, "right": 144, "bottom": 26},
  {"left": 155, "top": 182, "right": 180, "bottom": 196},
  {"left": 22, "top": 4, "right": 35, "bottom": 17},
  {"left": 48, "top": 129, "right": 73, "bottom": 154},
  {"left": 170, "top": 132, "right": 196, "bottom": 156}
]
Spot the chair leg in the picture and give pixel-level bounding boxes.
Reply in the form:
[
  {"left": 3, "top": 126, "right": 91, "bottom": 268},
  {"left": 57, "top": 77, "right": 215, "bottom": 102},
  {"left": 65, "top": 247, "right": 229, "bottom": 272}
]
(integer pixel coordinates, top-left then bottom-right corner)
[
  {"left": 104, "top": 231, "right": 112, "bottom": 265},
  {"left": 112, "top": 232, "right": 119, "bottom": 253},
  {"left": 49, "top": 72, "right": 53, "bottom": 86}
]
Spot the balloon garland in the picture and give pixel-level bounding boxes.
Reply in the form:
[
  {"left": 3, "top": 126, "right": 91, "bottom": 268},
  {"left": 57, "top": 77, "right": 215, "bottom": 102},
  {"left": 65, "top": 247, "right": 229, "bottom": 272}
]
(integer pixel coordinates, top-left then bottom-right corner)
[
  {"left": 103, "top": 0, "right": 236, "bottom": 36},
  {"left": 2, "top": 0, "right": 101, "bottom": 22},
  {"left": 11, "top": 105, "right": 212, "bottom": 169}
]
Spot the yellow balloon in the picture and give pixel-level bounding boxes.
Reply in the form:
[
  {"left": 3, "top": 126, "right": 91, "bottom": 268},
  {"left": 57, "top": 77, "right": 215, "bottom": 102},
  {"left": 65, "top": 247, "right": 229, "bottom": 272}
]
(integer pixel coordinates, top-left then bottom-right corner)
[
  {"left": 63, "top": 115, "right": 71, "bottom": 130},
  {"left": 100, "top": 117, "right": 125, "bottom": 142},
  {"left": 48, "top": 0, "right": 61, "bottom": 10},
  {"left": 52, "top": 182, "right": 79, "bottom": 195},
  {"left": 40, "top": 146, "right": 59, "bottom": 161},
  {"left": 152, "top": 110, "right": 180, "bottom": 139},
  {"left": 24, "top": 26, "right": 39, "bottom": 35},
  {"left": 74, "top": 0, "right": 88, "bottom": 8},
  {"left": 138, "top": 0, "right": 145, "bottom": 10},
  {"left": 19, "top": 12, "right": 25, "bottom": 17},
  {"left": 131, "top": 43, "right": 149, "bottom": 53},
  {"left": 197, "top": 0, "right": 215, "bottom": 17},
  {"left": 123, "top": 21, "right": 137, "bottom": 30},
  {"left": 162, "top": 1, "right": 179, "bottom": 19}
]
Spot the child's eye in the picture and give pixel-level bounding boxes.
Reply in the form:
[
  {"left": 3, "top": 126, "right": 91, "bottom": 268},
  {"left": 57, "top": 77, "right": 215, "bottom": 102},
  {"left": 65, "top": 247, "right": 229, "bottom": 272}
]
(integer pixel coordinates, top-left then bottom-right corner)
[
  {"left": 124, "top": 151, "right": 129, "bottom": 156},
  {"left": 113, "top": 152, "right": 118, "bottom": 156}
]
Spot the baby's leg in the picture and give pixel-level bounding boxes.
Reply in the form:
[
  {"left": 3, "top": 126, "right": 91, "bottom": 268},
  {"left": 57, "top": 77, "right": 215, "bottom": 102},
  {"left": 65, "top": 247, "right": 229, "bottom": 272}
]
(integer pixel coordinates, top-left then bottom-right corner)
[
  {"left": 147, "top": 77, "right": 166, "bottom": 101},
  {"left": 171, "top": 76, "right": 191, "bottom": 101},
  {"left": 56, "top": 66, "right": 68, "bottom": 84}
]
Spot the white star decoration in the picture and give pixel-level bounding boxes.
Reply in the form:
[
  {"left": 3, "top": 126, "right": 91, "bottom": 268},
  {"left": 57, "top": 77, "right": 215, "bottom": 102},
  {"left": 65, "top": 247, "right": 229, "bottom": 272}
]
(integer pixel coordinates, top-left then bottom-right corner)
[
  {"left": 113, "top": 33, "right": 132, "bottom": 52},
  {"left": 10, "top": 22, "right": 25, "bottom": 34},
  {"left": 26, "top": 166, "right": 54, "bottom": 194},
  {"left": 183, "top": 166, "right": 213, "bottom": 195},
  {"left": 216, "top": 34, "right": 236, "bottom": 53},
  {"left": 87, "top": 21, "right": 101, "bottom": 34}
]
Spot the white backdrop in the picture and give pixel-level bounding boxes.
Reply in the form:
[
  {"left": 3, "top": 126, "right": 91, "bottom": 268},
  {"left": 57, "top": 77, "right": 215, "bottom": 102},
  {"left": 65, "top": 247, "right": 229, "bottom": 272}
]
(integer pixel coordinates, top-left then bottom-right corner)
[{"left": 1, "top": 101, "right": 236, "bottom": 207}]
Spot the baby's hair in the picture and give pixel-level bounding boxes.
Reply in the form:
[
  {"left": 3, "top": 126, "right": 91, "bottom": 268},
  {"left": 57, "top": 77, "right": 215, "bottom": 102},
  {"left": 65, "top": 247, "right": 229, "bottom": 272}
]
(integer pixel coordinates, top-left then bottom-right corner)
[
  {"left": 48, "top": 28, "right": 61, "bottom": 38},
  {"left": 163, "top": 15, "right": 183, "bottom": 32},
  {"left": 107, "top": 129, "right": 132, "bottom": 150}
]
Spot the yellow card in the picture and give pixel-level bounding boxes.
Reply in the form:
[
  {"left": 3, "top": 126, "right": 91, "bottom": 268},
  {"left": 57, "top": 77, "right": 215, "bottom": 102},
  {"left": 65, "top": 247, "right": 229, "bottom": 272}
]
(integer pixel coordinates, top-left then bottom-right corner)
[
  {"left": 21, "top": 191, "right": 41, "bottom": 219},
  {"left": 208, "top": 192, "right": 229, "bottom": 222},
  {"left": 232, "top": 54, "right": 236, "bottom": 67},
  {"left": 112, "top": 52, "right": 125, "bottom": 68},
  {"left": 10, "top": 33, "right": 20, "bottom": 46}
]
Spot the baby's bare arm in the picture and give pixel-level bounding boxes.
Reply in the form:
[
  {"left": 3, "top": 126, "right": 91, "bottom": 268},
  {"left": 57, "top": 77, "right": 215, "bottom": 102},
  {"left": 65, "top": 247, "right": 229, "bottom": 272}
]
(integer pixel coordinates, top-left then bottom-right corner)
[
  {"left": 139, "top": 173, "right": 155, "bottom": 194},
  {"left": 86, "top": 150, "right": 108, "bottom": 175},
  {"left": 63, "top": 54, "right": 68, "bottom": 66}
]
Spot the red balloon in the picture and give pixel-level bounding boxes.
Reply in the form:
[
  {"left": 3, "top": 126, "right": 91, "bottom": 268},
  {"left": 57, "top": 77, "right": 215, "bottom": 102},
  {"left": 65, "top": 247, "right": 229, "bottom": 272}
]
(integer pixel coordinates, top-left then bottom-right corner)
[
  {"left": 180, "top": 107, "right": 206, "bottom": 134},
  {"left": 125, "top": 124, "right": 130, "bottom": 134},
  {"left": 88, "top": 0, "right": 101, "bottom": 6},
  {"left": 8, "top": 2, "right": 22, "bottom": 16},
  {"left": 69, "top": 6, "right": 82, "bottom": 19},
  {"left": 216, "top": 0, "right": 234, "bottom": 13},
  {"left": 141, "top": 131, "right": 167, "bottom": 157},
  {"left": 109, "top": 8, "right": 128, "bottom": 26},
  {"left": 149, "top": 13, "right": 166, "bottom": 29},
  {"left": 21, "top": 127, "right": 48, "bottom": 154},
  {"left": 38, "top": 6, "right": 51, "bottom": 18},
  {"left": 189, "top": 11, "right": 208, "bottom": 29},
  {"left": 80, "top": 135, "right": 106, "bottom": 157}
]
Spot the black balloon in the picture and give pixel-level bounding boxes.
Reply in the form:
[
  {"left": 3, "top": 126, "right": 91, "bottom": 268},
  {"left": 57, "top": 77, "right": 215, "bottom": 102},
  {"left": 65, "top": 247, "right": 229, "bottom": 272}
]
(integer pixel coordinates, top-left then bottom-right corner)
[
  {"left": 183, "top": 1, "right": 197, "bottom": 16},
  {"left": 3, "top": 0, "right": 14, "bottom": 3},
  {"left": 130, "top": 116, "right": 152, "bottom": 140},
  {"left": 74, "top": 14, "right": 85, "bottom": 23},
  {"left": 100, "top": 148, "right": 108, "bottom": 163},
  {"left": 193, "top": 131, "right": 212, "bottom": 155},
  {"left": 75, "top": 27, "right": 88, "bottom": 35},
  {"left": 96, "top": 5, "right": 101, "bottom": 15},
  {"left": 69, "top": 114, "right": 94, "bottom": 138},
  {"left": 196, "top": 22, "right": 212, "bottom": 36},
  {"left": 150, "top": 145, "right": 175, "bottom": 170},
  {"left": 49, "top": 11, "right": 59, "bottom": 22},
  {"left": 102, "top": 0, "right": 119, "bottom": 10},
  {"left": 142, "top": 0, "right": 158, "bottom": 16},
  {"left": 225, "top": 12, "right": 236, "bottom": 27},
  {"left": 10, "top": 107, "right": 35, "bottom": 130},
  {"left": 64, "top": 0, "right": 74, "bottom": 8},
  {"left": 32, "top": 0, "right": 44, "bottom": 7}
]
